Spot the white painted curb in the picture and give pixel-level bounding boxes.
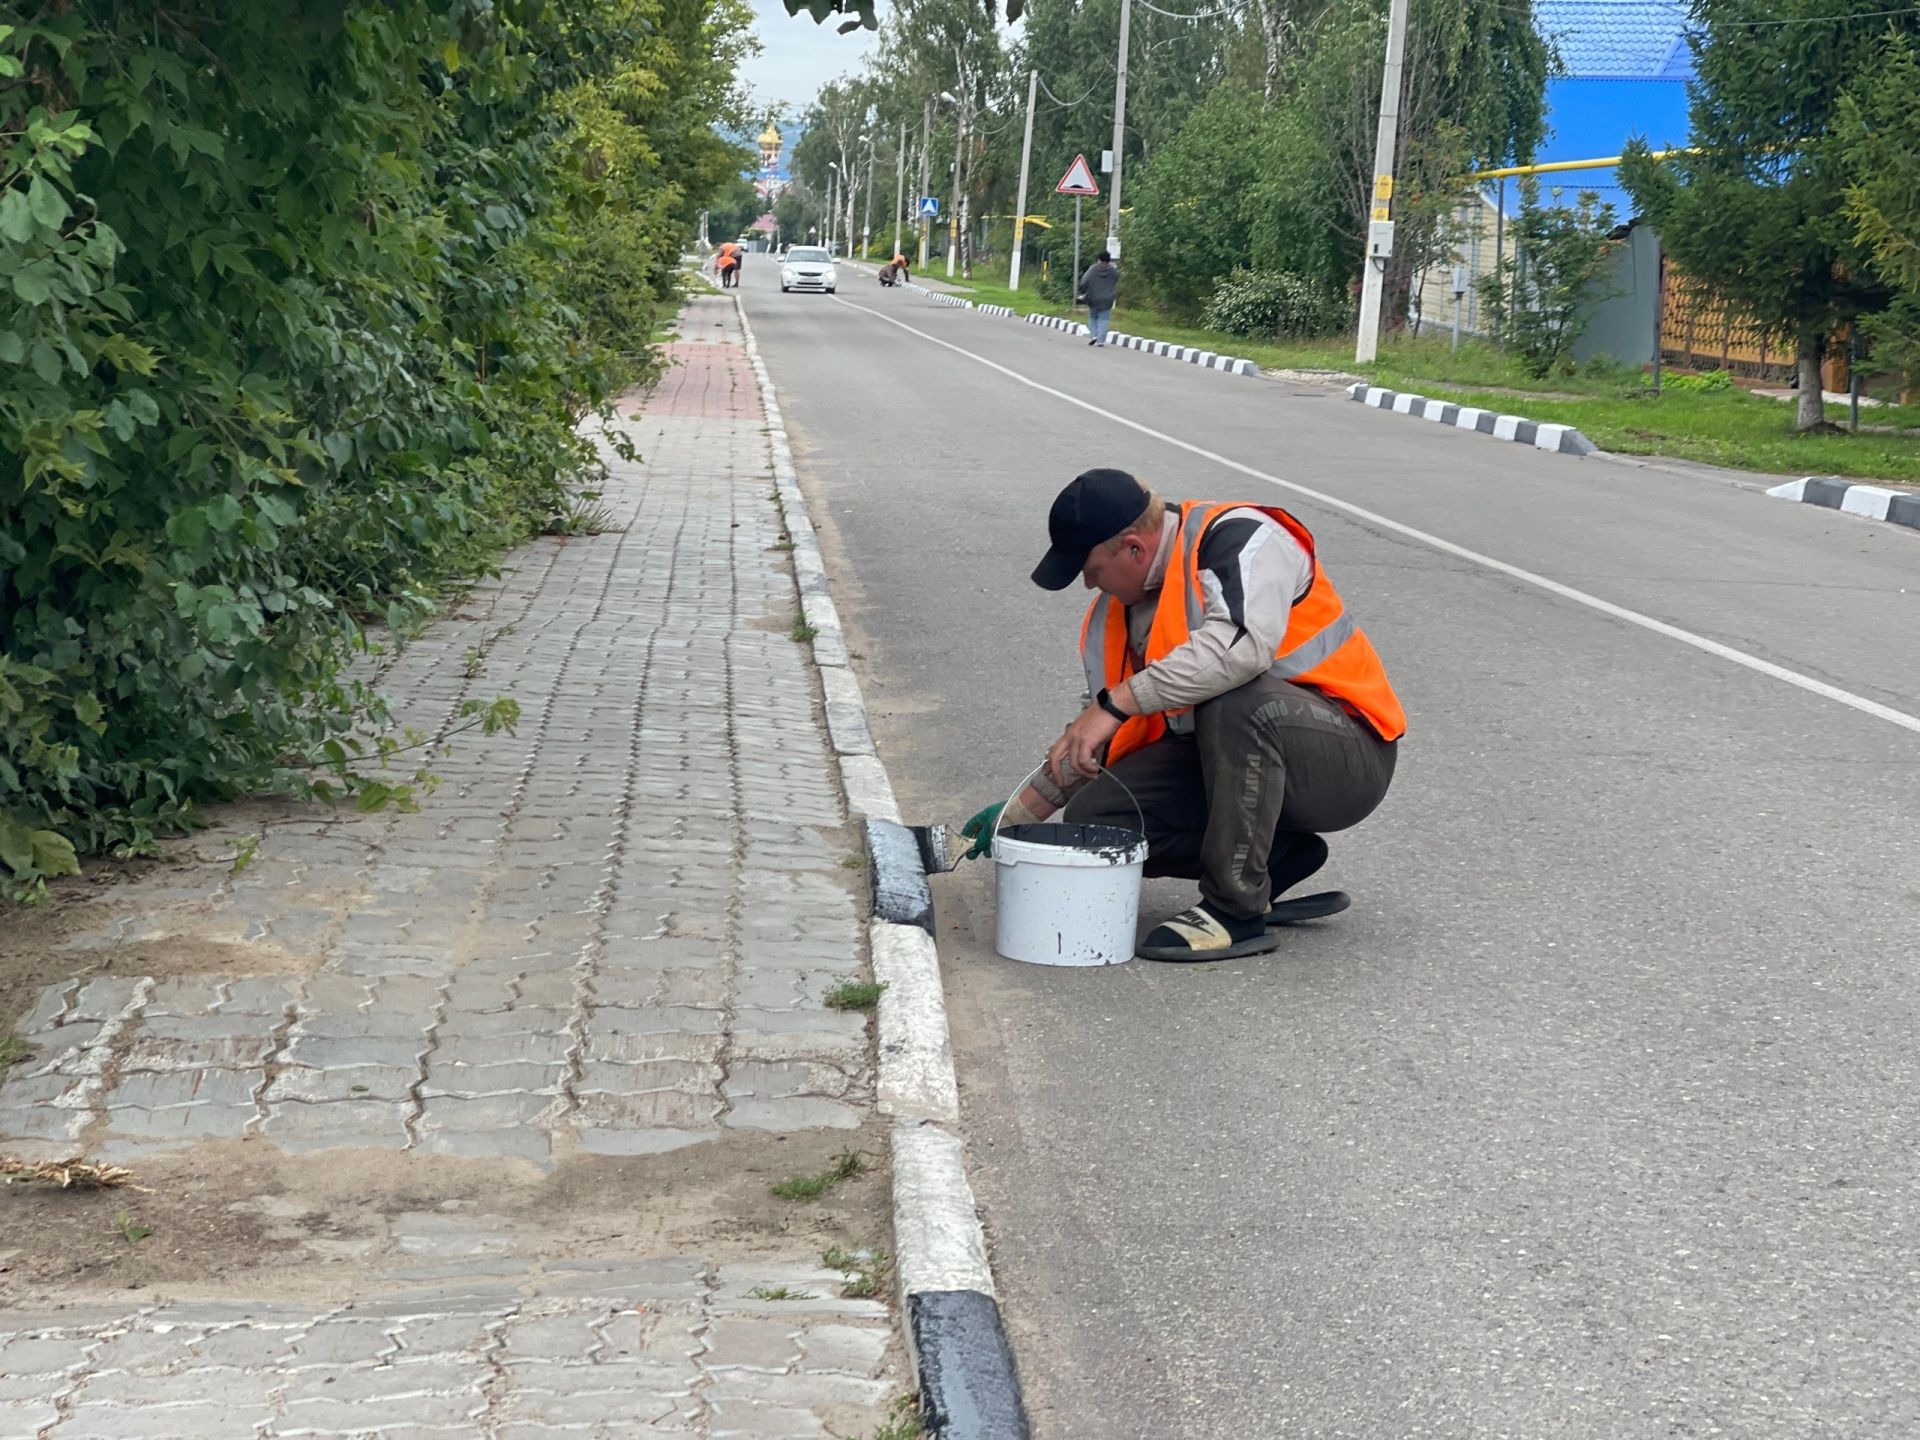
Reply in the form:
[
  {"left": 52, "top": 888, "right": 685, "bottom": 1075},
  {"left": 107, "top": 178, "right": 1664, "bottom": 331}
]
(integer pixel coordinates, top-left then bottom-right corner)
[{"left": 728, "top": 291, "right": 1021, "bottom": 1429}]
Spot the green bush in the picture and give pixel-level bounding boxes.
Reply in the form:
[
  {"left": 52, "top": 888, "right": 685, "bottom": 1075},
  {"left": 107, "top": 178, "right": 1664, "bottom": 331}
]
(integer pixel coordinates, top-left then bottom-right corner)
[
  {"left": 0, "top": 2, "right": 746, "bottom": 899},
  {"left": 1199, "top": 269, "right": 1349, "bottom": 340},
  {"left": 1662, "top": 368, "right": 1736, "bottom": 393}
]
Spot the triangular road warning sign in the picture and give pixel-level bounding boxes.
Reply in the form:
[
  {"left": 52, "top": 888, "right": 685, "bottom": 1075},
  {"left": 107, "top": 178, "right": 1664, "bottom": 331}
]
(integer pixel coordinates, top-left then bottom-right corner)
[{"left": 1056, "top": 154, "right": 1100, "bottom": 196}]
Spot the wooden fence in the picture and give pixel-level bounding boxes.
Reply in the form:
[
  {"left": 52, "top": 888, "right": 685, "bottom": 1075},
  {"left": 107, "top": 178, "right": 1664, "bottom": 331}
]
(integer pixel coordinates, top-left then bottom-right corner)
[{"left": 1658, "top": 258, "right": 1794, "bottom": 381}]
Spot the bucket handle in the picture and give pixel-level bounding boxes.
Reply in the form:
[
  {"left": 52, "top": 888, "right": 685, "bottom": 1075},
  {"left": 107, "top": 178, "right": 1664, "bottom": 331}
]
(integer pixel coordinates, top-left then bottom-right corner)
[{"left": 991, "top": 759, "right": 1145, "bottom": 848}]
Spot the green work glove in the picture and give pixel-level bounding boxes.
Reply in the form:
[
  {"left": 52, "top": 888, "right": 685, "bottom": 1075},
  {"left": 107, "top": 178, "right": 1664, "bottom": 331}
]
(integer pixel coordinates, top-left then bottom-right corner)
[{"left": 959, "top": 803, "right": 1005, "bottom": 860}]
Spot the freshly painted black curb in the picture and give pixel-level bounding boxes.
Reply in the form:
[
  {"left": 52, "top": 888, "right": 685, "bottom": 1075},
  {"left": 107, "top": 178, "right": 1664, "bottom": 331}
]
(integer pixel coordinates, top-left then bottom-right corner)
[
  {"left": 910, "top": 1290, "right": 1033, "bottom": 1440},
  {"left": 1803, "top": 477, "right": 1920, "bottom": 529},
  {"left": 1801, "top": 477, "right": 1855, "bottom": 509},
  {"left": 865, "top": 817, "right": 934, "bottom": 934}
]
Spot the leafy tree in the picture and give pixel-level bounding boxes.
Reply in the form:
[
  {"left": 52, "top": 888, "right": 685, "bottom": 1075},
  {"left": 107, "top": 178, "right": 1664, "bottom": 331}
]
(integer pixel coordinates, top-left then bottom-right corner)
[
  {"left": 708, "top": 175, "right": 765, "bottom": 243},
  {"left": 1476, "top": 183, "right": 1619, "bottom": 377},
  {"left": 1128, "top": 87, "right": 1283, "bottom": 316},
  {"left": 1622, "top": 0, "right": 1916, "bottom": 431},
  {"left": 1281, "top": 0, "right": 1551, "bottom": 319},
  {"left": 1836, "top": 32, "right": 1920, "bottom": 396},
  {"left": 0, "top": 1, "right": 747, "bottom": 896}
]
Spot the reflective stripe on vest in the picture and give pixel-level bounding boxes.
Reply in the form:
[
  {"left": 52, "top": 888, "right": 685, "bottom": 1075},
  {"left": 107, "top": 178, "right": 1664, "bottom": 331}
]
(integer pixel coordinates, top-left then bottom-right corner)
[{"left": 1270, "top": 609, "right": 1355, "bottom": 679}]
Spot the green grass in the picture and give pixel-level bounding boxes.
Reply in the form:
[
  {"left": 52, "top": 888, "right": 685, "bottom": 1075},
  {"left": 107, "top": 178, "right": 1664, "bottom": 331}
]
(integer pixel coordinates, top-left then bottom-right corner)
[
  {"left": 926, "top": 260, "right": 1920, "bottom": 482},
  {"left": 1389, "top": 380, "right": 1920, "bottom": 482},
  {"left": 747, "top": 1284, "right": 817, "bottom": 1301},
  {"left": 823, "top": 979, "right": 886, "bottom": 1012},
  {"left": 0, "top": 1033, "right": 31, "bottom": 1068},
  {"left": 834, "top": 1395, "right": 924, "bottom": 1440},
  {"left": 770, "top": 1150, "right": 868, "bottom": 1201},
  {"left": 790, "top": 616, "right": 818, "bottom": 644},
  {"left": 822, "top": 1244, "right": 890, "bottom": 1299}
]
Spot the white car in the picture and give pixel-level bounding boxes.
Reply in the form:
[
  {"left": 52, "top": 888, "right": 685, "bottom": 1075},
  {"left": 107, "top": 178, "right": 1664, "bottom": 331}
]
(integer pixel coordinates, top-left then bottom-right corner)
[{"left": 781, "top": 246, "right": 837, "bottom": 294}]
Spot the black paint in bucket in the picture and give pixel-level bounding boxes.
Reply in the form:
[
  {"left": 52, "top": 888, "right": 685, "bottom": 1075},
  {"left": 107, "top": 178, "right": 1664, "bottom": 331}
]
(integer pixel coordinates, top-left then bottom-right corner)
[{"left": 997, "top": 822, "right": 1143, "bottom": 864}]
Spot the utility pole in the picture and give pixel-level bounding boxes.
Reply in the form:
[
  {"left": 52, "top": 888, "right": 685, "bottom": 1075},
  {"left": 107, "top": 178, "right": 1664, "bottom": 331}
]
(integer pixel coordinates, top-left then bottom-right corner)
[
  {"left": 947, "top": 104, "right": 964, "bottom": 279},
  {"left": 827, "top": 167, "right": 838, "bottom": 254},
  {"left": 1354, "top": 0, "right": 1410, "bottom": 363},
  {"left": 892, "top": 122, "right": 906, "bottom": 260},
  {"left": 917, "top": 98, "right": 933, "bottom": 271},
  {"left": 863, "top": 131, "right": 876, "bottom": 257},
  {"left": 1106, "top": 0, "right": 1132, "bottom": 258},
  {"left": 1011, "top": 69, "right": 1038, "bottom": 291}
]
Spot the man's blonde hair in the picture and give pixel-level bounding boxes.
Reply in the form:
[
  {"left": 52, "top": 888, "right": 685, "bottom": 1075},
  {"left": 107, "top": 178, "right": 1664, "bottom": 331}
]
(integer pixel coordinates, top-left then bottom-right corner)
[{"left": 1097, "top": 489, "right": 1166, "bottom": 555}]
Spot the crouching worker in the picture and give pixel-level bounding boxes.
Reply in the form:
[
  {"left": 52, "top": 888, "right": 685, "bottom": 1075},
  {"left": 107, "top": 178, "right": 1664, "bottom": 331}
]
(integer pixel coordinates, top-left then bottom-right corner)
[{"left": 960, "top": 468, "right": 1405, "bottom": 961}]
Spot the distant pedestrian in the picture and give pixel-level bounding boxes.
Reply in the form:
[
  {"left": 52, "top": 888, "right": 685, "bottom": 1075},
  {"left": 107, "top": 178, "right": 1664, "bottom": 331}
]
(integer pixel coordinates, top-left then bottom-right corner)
[
  {"left": 1077, "top": 251, "right": 1118, "bottom": 347},
  {"left": 892, "top": 250, "right": 911, "bottom": 282}
]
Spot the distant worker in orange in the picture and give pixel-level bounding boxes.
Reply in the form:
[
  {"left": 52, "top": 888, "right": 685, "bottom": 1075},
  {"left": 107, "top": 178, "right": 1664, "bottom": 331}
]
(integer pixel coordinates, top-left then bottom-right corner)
[{"left": 715, "top": 240, "right": 743, "bottom": 289}]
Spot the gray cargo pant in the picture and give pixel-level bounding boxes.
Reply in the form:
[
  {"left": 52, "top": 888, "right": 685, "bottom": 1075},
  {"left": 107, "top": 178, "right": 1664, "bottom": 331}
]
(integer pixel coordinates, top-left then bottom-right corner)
[{"left": 1062, "top": 673, "right": 1397, "bottom": 921}]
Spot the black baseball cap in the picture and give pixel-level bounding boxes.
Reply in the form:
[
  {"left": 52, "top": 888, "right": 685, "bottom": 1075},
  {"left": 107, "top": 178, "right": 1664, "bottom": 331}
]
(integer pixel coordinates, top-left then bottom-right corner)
[{"left": 1030, "top": 468, "right": 1151, "bottom": 590}]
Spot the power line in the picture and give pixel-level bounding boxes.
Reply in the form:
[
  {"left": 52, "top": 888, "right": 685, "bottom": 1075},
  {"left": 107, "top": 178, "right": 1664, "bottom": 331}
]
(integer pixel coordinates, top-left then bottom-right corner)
[
  {"left": 1038, "top": 73, "right": 1103, "bottom": 107},
  {"left": 1133, "top": 0, "right": 1242, "bottom": 17}
]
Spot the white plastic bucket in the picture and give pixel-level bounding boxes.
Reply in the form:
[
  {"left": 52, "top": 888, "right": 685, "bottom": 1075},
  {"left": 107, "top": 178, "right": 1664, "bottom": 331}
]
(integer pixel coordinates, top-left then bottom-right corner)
[{"left": 992, "top": 815, "right": 1148, "bottom": 968}]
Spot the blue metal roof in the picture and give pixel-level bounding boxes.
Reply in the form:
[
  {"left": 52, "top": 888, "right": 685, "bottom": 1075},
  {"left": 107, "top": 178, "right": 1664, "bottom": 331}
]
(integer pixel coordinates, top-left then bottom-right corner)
[
  {"left": 1535, "top": 0, "right": 1695, "bottom": 79},
  {"left": 1489, "top": 2, "right": 1696, "bottom": 211}
]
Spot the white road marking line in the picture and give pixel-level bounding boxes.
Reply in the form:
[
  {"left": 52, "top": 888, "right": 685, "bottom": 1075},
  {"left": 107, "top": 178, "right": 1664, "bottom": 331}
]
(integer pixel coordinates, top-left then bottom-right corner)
[{"left": 831, "top": 294, "right": 1920, "bottom": 738}]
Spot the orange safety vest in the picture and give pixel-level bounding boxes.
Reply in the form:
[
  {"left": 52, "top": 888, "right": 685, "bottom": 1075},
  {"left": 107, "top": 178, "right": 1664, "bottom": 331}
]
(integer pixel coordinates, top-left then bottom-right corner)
[
  {"left": 717, "top": 243, "right": 741, "bottom": 266},
  {"left": 1079, "top": 500, "right": 1406, "bottom": 763}
]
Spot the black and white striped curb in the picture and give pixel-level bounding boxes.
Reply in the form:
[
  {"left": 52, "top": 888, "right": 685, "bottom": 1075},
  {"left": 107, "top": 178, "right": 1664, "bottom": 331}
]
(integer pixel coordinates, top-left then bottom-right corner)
[
  {"left": 975, "top": 302, "right": 1015, "bottom": 318},
  {"left": 1017, "top": 312, "right": 1261, "bottom": 374},
  {"left": 1024, "top": 312, "right": 1088, "bottom": 337},
  {"left": 1346, "top": 382, "right": 1596, "bottom": 456},
  {"left": 1767, "top": 476, "right": 1920, "bottom": 532},
  {"left": 903, "top": 281, "right": 971, "bottom": 309},
  {"left": 732, "top": 295, "right": 1032, "bottom": 1440},
  {"left": 1106, "top": 331, "right": 1259, "bottom": 374}
]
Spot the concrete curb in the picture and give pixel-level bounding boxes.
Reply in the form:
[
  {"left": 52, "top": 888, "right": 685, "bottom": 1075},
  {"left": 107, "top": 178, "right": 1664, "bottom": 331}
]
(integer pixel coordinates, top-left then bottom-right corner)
[
  {"left": 1767, "top": 476, "right": 1920, "bottom": 532},
  {"left": 902, "top": 281, "right": 972, "bottom": 310},
  {"left": 1024, "top": 311, "right": 1088, "bottom": 337},
  {"left": 1346, "top": 382, "right": 1596, "bottom": 456},
  {"left": 1106, "top": 331, "right": 1260, "bottom": 374},
  {"left": 730, "top": 293, "right": 1033, "bottom": 1440}
]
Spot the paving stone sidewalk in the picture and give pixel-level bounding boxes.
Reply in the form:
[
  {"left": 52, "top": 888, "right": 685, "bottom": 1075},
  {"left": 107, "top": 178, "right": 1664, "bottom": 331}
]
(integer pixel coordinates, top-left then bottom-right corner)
[{"left": 0, "top": 296, "right": 904, "bottom": 1439}]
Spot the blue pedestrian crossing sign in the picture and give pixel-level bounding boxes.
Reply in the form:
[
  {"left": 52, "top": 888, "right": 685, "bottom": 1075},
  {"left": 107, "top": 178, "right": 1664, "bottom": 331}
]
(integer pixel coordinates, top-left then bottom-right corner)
[{"left": 918, "top": 196, "right": 940, "bottom": 218}]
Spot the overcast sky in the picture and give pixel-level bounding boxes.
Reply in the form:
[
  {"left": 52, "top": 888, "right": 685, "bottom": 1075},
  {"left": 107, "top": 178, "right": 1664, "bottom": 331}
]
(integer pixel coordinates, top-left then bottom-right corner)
[{"left": 741, "top": 0, "right": 880, "bottom": 117}]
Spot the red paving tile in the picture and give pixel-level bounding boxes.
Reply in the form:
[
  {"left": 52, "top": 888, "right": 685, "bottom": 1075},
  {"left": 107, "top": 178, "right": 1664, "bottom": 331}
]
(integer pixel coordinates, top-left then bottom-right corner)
[{"left": 619, "top": 339, "right": 765, "bottom": 420}]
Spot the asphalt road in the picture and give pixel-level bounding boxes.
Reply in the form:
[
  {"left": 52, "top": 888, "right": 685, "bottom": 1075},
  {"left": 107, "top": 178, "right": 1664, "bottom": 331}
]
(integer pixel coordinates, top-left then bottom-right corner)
[{"left": 740, "top": 264, "right": 1920, "bottom": 1440}]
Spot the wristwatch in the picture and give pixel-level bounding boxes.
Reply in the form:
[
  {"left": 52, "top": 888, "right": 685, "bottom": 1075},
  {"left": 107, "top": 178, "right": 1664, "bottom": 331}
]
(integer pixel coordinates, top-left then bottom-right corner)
[{"left": 1095, "top": 687, "right": 1129, "bottom": 723}]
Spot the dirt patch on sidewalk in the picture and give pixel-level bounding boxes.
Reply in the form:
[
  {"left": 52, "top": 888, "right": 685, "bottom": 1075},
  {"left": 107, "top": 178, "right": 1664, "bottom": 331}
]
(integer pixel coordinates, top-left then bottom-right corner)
[
  {"left": 0, "top": 801, "right": 327, "bottom": 1033},
  {"left": 0, "top": 1124, "right": 890, "bottom": 1306}
]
